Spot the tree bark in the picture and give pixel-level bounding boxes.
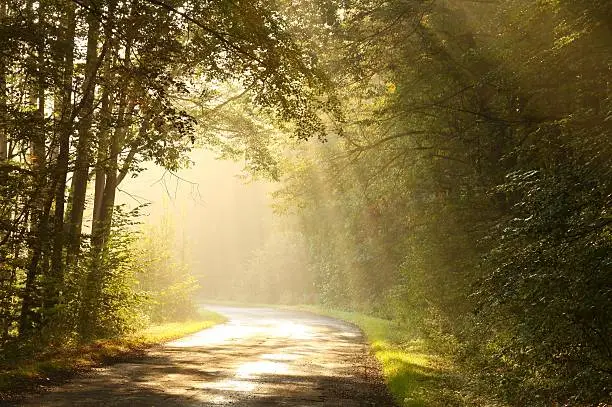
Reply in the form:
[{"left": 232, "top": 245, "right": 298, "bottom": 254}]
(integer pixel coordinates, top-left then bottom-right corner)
[
  {"left": 0, "top": 0, "right": 7, "bottom": 161},
  {"left": 91, "top": 17, "right": 117, "bottom": 241},
  {"left": 19, "top": 0, "right": 50, "bottom": 337},
  {"left": 91, "top": 88, "right": 111, "bottom": 233},
  {"left": 78, "top": 0, "right": 119, "bottom": 338},
  {"left": 48, "top": 0, "right": 77, "bottom": 313},
  {"left": 65, "top": 2, "right": 101, "bottom": 265}
]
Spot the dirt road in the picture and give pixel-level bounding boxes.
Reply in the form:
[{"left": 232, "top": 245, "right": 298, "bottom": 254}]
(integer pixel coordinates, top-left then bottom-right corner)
[{"left": 14, "top": 305, "right": 395, "bottom": 406}]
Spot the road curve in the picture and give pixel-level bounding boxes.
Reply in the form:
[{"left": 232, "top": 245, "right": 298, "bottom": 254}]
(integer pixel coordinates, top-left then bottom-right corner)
[{"left": 16, "top": 305, "right": 395, "bottom": 406}]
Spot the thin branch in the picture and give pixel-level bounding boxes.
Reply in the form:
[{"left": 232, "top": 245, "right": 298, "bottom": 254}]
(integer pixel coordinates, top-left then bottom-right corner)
[
  {"left": 116, "top": 187, "right": 151, "bottom": 206},
  {"left": 151, "top": 170, "right": 205, "bottom": 205}
]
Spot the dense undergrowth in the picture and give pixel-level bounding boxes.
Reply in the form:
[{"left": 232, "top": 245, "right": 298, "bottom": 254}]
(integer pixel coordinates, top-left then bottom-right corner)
[{"left": 0, "top": 205, "right": 215, "bottom": 398}]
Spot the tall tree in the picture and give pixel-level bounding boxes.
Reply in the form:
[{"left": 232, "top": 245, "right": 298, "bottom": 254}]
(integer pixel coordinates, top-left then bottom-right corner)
[
  {"left": 65, "top": 1, "right": 102, "bottom": 264},
  {"left": 0, "top": 0, "right": 333, "bottom": 345}
]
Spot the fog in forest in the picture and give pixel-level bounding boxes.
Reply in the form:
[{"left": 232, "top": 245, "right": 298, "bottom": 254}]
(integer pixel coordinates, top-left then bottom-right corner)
[{"left": 119, "top": 149, "right": 280, "bottom": 301}]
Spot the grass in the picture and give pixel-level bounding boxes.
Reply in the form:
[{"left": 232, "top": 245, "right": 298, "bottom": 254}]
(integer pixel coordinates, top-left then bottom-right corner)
[
  {"left": 136, "top": 309, "right": 226, "bottom": 344},
  {"left": 0, "top": 309, "right": 226, "bottom": 399},
  {"left": 293, "top": 306, "right": 466, "bottom": 407}
]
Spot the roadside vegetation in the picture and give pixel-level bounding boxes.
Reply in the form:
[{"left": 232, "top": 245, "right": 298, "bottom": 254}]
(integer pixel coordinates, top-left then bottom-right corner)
[
  {"left": 0, "top": 201, "right": 224, "bottom": 398},
  {"left": 298, "top": 307, "right": 446, "bottom": 406},
  {"left": 298, "top": 306, "right": 498, "bottom": 407},
  {"left": 0, "top": 0, "right": 326, "bottom": 362},
  {"left": 0, "top": 0, "right": 327, "bottom": 397}
]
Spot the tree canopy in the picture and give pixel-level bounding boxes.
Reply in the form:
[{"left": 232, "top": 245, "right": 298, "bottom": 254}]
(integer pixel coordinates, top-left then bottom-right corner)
[{"left": 216, "top": 0, "right": 611, "bottom": 404}]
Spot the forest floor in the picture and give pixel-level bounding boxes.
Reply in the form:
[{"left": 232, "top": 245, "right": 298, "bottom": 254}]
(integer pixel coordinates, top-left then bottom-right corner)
[{"left": 9, "top": 305, "right": 395, "bottom": 406}]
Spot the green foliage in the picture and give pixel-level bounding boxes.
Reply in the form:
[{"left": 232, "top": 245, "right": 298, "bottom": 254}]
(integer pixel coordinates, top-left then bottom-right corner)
[
  {"left": 0, "top": 0, "right": 331, "bottom": 357},
  {"left": 0, "top": 312, "right": 226, "bottom": 398},
  {"left": 89, "top": 206, "right": 149, "bottom": 338},
  {"left": 474, "top": 164, "right": 611, "bottom": 403},
  {"left": 240, "top": 0, "right": 612, "bottom": 405},
  {"left": 300, "top": 306, "right": 472, "bottom": 407},
  {"left": 40, "top": 206, "right": 147, "bottom": 343},
  {"left": 0, "top": 0, "right": 609, "bottom": 404}
]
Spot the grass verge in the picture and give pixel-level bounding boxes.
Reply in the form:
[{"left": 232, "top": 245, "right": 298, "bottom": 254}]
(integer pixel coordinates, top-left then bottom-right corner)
[
  {"left": 293, "top": 306, "right": 467, "bottom": 407},
  {"left": 0, "top": 309, "right": 226, "bottom": 400}
]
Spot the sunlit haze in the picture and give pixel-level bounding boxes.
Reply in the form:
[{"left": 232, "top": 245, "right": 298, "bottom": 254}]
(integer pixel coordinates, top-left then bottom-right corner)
[{"left": 119, "top": 149, "right": 276, "bottom": 300}]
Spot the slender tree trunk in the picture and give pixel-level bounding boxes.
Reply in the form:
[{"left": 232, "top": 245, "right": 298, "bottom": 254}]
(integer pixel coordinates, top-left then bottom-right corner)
[
  {"left": 19, "top": 195, "right": 54, "bottom": 337},
  {"left": 78, "top": 0, "right": 118, "bottom": 339},
  {"left": 0, "top": 0, "right": 7, "bottom": 161},
  {"left": 91, "top": 90, "right": 111, "bottom": 233},
  {"left": 0, "top": 3, "right": 10, "bottom": 339},
  {"left": 79, "top": 84, "right": 131, "bottom": 339},
  {"left": 32, "top": 16, "right": 46, "bottom": 171},
  {"left": 94, "top": 92, "right": 137, "bottom": 254},
  {"left": 65, "top": 3, "right": 100, "bottom": 265},
  {"left": 91, "top": 39, "right": 116, "bottom": 244},
  {"left": 48, "top": 1, "right": 77, "bottom": 314},
  {"left": 78, "top": 120, "right": 119, "bottom": 339},
  {"left": 19, "top": 0, "right": 49, "bottom": 337},
  {"left": 0, "top": 0, "right": 9, "bottom": 257}
]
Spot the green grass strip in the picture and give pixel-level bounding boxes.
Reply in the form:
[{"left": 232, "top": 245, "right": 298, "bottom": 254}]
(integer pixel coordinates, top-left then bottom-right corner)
[{"left": 294, "top": 306, "right": 461, "bottom": 407}]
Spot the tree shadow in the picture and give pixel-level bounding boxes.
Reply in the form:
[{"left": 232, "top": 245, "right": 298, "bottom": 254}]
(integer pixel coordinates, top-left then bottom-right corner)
[{"left": 7, "top": 328, "right": 397, "bottom": 406}]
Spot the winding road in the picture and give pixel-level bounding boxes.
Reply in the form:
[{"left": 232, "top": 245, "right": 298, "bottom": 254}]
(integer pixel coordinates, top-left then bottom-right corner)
[{"left": 16, "top": 305, "right": 395, "bottom": 406}]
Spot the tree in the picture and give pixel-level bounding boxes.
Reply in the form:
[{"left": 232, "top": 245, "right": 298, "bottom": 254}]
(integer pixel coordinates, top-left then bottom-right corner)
[
  {"left": 263, "top": 0, "right": 612, "bottom": 404},
  {"left": 0, "top": 0, "right": 332, "bottom": 346}
]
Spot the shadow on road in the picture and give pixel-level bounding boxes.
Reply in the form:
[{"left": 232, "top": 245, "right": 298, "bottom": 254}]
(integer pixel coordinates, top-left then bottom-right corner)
[{"left": 11, "top": 307, "right": 397, "bottom": 406}]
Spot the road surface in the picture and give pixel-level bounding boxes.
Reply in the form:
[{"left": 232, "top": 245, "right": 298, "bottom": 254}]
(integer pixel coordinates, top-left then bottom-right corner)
[{"left": 15, "top": 305, "right": 395, "bottom": 406}]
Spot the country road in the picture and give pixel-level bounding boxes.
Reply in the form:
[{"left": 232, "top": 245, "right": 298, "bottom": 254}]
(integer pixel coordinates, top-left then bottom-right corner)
[{"left": 15, "top": 306, "right": 396, "bottom": 406}]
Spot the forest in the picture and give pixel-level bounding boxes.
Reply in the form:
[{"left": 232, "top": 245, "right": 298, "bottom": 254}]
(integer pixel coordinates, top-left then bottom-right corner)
[{"left": 0, "top": 0, "right": 610, "bottom": 406}]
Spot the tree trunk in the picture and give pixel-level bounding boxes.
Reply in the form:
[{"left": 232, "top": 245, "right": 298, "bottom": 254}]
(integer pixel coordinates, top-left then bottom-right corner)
[
  {"left": 0, "top": 0, "right": 7, "bottom": 161},
  {"left": 78, "top": 105, "right": 121, "bottom": 340},
  {"left": 47, "top": 0, "right": 77, "bottom": 314},
  {"left": 65, "top": 3, "right": 101, "bottom": 265},
  {"left": 91, "top": 36, "right": 116, "bottom": 245},
  {"left": 78, "top": 0, "right": 118, "bottom": 339},
  {"left": 91, "top": 90, "right": 111, "bottom": 235},
  {"left": 19, "top": 0, "right": 50, "bottom": 338}
]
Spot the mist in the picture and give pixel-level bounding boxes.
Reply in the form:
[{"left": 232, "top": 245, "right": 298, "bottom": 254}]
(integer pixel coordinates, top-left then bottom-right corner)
[{"left": 119, "top": 149, "right": 278, "bottom": 301}]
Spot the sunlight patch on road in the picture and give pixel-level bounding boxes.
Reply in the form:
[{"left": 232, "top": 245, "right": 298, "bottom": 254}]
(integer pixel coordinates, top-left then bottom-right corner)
[
  {"left": 196, "top": 379, "right": 257, "bottom": 393},
  {"left": 261, "top": 353, "right": 301, "bottom": 361},
  {"left": 167, "top": 313, "right": 317, "bottom": 349},
  {"left": 236, "top": 360, "right": 290, "bottom": 378},
  {"left": 167, "top": 322, "right": 259, "bottom": 347},
  {"left": 268, "top": 321, "right": 314, "bottom": 340}
]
